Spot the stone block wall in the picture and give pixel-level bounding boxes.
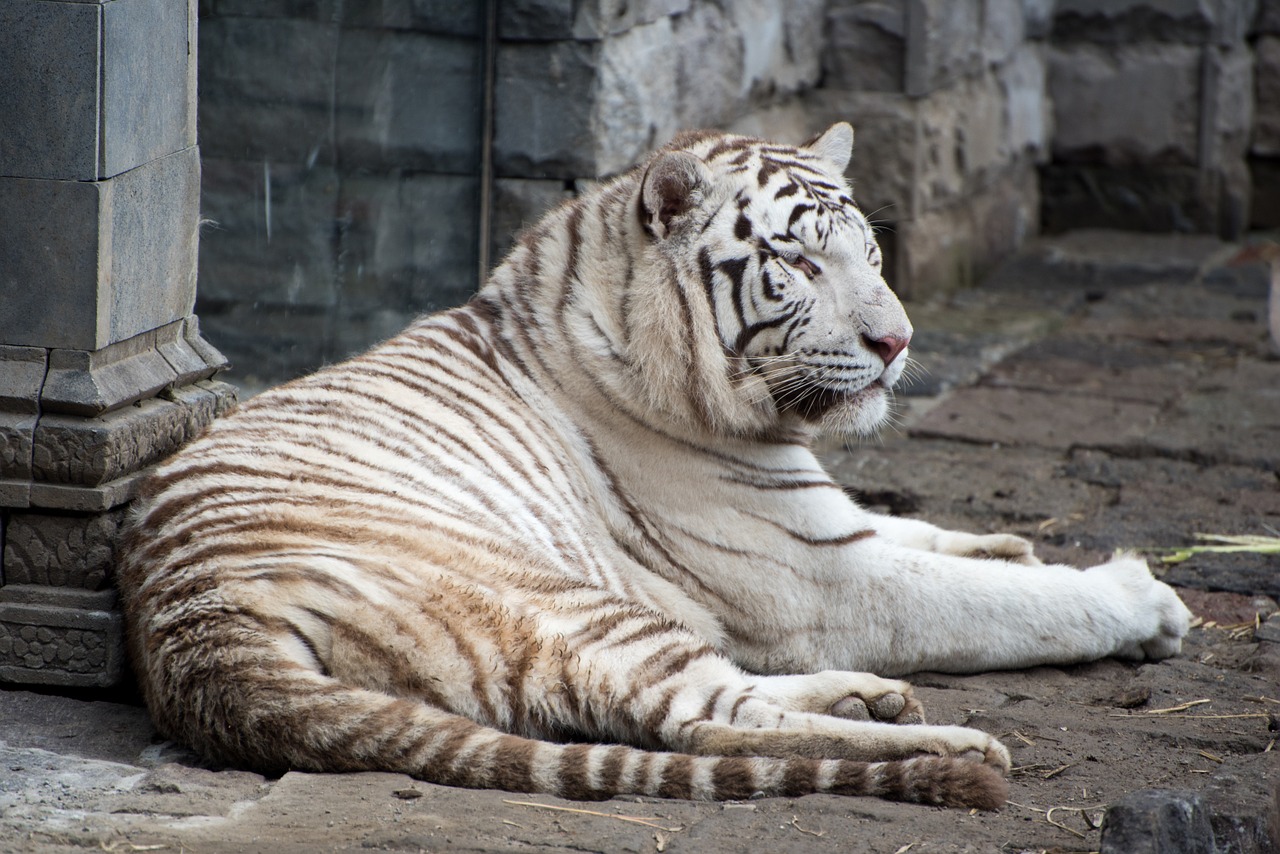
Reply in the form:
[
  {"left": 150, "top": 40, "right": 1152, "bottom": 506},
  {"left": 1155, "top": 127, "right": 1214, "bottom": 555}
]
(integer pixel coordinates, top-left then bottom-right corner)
[
  {"left": 1252, "top": 0, "right": 1280, "bottom": 226},
  {"left": 193, "top": 1, "right": 487, "bottom": 390},
  {"left": 1042, "top": 0, "right": 1255, "bottom": 238},
  {"left": 0, "top": 0, "right": 233, "bottom": 688},
  {"left": 726, "top": 0, "right": 1050, "bottom": 297},
  {"left": 489, "top": 0, "right": 827, "bottom": 263}
]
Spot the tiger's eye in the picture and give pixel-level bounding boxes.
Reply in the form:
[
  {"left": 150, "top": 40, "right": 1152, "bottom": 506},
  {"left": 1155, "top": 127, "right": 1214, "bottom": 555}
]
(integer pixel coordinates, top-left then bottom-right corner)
[{"left": 783, "top": 255, "right": 820, "bottom": 279}]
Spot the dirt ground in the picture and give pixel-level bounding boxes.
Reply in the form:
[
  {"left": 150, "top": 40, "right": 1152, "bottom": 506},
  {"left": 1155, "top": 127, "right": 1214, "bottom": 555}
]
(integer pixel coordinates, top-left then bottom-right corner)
[{"left": 1, "top": 230, "right": 1278, "bottom": 853}]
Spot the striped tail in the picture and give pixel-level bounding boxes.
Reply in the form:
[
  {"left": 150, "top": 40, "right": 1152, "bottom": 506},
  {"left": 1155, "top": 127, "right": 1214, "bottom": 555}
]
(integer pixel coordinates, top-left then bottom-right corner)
[{"left": 142, "top": 658, "right": 1007, "bottom": 811}]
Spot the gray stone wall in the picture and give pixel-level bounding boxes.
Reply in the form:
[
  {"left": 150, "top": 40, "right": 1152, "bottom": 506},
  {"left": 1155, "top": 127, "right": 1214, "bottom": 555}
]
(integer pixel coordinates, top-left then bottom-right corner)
[
  {"left": 1252, "top": 0, "right": 1280, "bottom": 226},
  {"left": 196, "top": 0, "right": 1278, "bottom": 384},
  {"left": 728, "top": 0, "right": 1051, "bottom": 297},
  {"left": 194, "top": 0, "right": 487, "bottom": 389},
  {"left": 1043, "top": 0, "right": 1256, "bottom": 238}
]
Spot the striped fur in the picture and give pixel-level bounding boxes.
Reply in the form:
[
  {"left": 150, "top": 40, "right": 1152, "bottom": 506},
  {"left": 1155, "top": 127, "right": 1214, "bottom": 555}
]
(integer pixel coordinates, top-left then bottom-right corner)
[{"left": 119, "top": 125, "right": 1190, "bottom": 812}]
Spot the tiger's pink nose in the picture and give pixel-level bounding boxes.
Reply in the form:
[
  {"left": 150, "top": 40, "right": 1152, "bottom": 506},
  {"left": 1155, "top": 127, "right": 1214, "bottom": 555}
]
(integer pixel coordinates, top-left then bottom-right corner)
[{"left": 863, "top": 334, "right": 910, "bottom": 366}]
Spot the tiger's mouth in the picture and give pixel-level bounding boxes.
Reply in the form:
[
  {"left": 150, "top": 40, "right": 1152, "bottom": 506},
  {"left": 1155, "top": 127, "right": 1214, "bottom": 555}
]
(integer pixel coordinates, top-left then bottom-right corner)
[{"left": 774, "top": 380, "right": 886, "bottom": 423}]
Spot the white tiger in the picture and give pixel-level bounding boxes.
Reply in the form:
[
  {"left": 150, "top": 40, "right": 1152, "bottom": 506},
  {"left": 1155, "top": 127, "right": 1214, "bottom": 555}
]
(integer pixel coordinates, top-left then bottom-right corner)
[{"left": 118, "top": 123, "right": 1191, "bottom": 811}]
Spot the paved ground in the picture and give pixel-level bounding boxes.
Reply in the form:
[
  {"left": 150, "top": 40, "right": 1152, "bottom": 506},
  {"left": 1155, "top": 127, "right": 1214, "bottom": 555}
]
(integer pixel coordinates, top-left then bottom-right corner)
[{"left": 2, "top": 230, "right": 1279, "bottom": 853}]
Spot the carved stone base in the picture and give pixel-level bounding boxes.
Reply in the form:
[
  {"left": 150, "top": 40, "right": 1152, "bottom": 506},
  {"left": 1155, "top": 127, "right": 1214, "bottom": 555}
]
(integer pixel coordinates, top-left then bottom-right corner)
[{"left": 0, "top": 371, "right": 237, "bottom": 688}]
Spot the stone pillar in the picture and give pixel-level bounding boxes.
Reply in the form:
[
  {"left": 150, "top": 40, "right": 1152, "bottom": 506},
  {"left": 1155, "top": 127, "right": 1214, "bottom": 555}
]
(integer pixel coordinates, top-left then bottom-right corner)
[{"left": 0, "top": 0, "right": 235, "bottom": 688}]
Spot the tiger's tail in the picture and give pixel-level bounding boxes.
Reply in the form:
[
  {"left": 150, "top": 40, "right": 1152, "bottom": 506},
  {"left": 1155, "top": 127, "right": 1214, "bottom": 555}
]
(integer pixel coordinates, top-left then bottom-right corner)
[{"left": 138, "top": 641, "right": 1006, "bottom": 810}]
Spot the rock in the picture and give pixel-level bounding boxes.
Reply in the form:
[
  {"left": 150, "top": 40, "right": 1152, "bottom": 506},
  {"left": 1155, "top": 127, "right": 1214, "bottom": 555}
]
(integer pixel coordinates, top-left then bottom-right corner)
[
  {"left": 1100, "top": 789, "right": 1216, "bottom": 854},
  {"left": 1254, "top": 37, "right": 1280, "bottom": 157}
]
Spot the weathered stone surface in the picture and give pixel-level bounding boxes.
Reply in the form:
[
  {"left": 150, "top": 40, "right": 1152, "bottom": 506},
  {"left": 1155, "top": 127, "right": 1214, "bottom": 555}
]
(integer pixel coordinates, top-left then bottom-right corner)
[
  {"left": 1259, "top": 0, "right": 1280, "bottom": 32},
  {"left": 905, "top": 0, "right": 983, "bottom": 95},
  {"left": 335, "top": 29, "right": 484, "bottom": 175},
  {"left": 0, "top": 147, "right": 200, "bottom": 352},
  {"left": 489, "top": 177, "right": 572, "bottom": 268},
  {"left": 911, "top": 385, "right": 1161, "bottom": 448},
  {"left": 1048, "top": 42, "right": 1201, "bottom": 165},
  {"left": 339, "top": 0, "right": 484, "bottom": 35},
  {"left": 41, "top": 329, "right": 180, "bottom": 418},
  {"left": 338, "top": 173, "right": 480, "bottom": 313},
  {"left": 983, "top": 336, "right": 1211, "bottom": 404},
  {"left": 198, "top": 16, "right": 340, "bottom": 164},
  {"left": 27, "top": 471, "right": 147, "bottom": 513},
  {"left": 1144, "top": 361, "right": 1280, "bottom": 470},
  {"left": 2, "top": 510, "right": 124, "bottom": 590},
  {"left": 0, "top": 346, "right": 45, "bottom": 415},
  {"left": 1253, "top": 37, "right": 1280, "bottom": 156},
  {"left": 0, "top": 413, "right": 37, "bottom": 484},
  {"left": 0, "top": 586, "right": 122, "bottom": 688},
  {"left": 823, "top": 0, "right": 907, "bottom": 92},
  {"left": 1055, "top": 0, "right": 1255, "bottom": 44},
  {"left": 1099, "top": 789, "right": 1215, "bottom": 854},
  {"left": 1000, "top": 43, "right": 1051, "bottom": 162},
  {"left": 498, "top": 0, "right": 692, "bottom": 40},
  {"left": 914, "top": 67, "right": 1016, "bottom": 212},
  {"left": 194, "top": 302, "right": 332, "bottom": 390},
  {"left": 0, "top": 0, "right": 102, "bottom": 181},
  {"left": 100, "top": 0, "right": 196, "bottom": 179},
  {"left": 0, "top": 0, "right": 195, "bottom": 182},
  {"left": 32, "top": 387, "right": 230, "bottom": 488},
  {"left": 198, "top": 158, "right": 340, "bottom": 309},
  {"left": 895, "top": 159, "right": 1039, "bottom": 297},
  {"left": 493, "top": 40, "right": 598, "bottom": 178}
]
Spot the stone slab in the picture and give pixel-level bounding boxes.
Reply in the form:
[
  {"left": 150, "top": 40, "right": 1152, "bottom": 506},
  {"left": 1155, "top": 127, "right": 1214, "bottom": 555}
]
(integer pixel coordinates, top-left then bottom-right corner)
[
  {"left": 0, "top": 586, "right": 122, "bottom": 688},
  {"left": 0, "top": 147, "right": 201, "bottom": 351},
  {"left": 983, "top": 336, "right": 1211, "bottom": 404},
  {"left": 823, "top": 0, "right": 907, "bottom": 92},
  {"left": 0, "top": 412, "right": 37, "bottom": 482},
  {"left": 100, "top": 0, "right": 196, "bottom": 179},
  {"left": 28, "top": 470, "right": 148, "bottom": 513},
  {"left": 904, "top": 0, "right": 983, "bottom": 96},
  {"left": 197, "top": 158, "right": 340, "bottom": 309},
  {"left": 41, "top": 329, "right": 180, "bottom": 418},
  {"left": 498, "top": 0, "right": 692, "bottom": 40},
  {"left": 334, "top": 29, "right": 483, "bottom": 175},
  {"left": 0, "top": 0, "right": 195, "bottom": 182},
  {"left": 0, "top": 0, "right": 101, "bottom": 180},
  {"left": 0, "top": 345, "right": 46, "bottom": 415},
  {"left": 493, "top": 40, "right": 600, "bottom": 178},
  {"left": 2, "top": 509, "right": 125, "bottom": 590},
  {"left": 1099, "top": 789, "right": 1215, "bottom": 854},
  {"left": 32, "top": 388, "right": 228, "bottom": 488},
  {"left": 337, "top": 173, "right": 481, "bottom": 313},
  {"left": 340, "top": 0, "right": 484, "bottom": 35},
  {"left": 1054, "top": 0, "right": 1254, "bottom": 44},
  {"left": 197, "top": 17, "right": 340, "bottom": 165},
  {"left": 910, "top": 385, "right": 1161, "bottom": 449},
  {"left": 1144, "top": 360, "right": 1280, "bottom": 470},
  {"left": 1048, "top": 42, "right": 1202, "bottom": 166},
  {"left": 489, "top": 177, "right": 572, "bottom": 269},
  {"left": 1253, "top": 36, "right": 1280, "bottom": 157}
]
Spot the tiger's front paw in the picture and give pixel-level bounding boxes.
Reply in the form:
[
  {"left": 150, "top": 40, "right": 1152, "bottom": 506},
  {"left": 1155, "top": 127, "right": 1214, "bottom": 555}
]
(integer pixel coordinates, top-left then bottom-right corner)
[
  {"left": 936, "top": 531, "right": 1042, "bottom": 566},
  {"left": 1085, "top": 555, "right": 1192, "bottom": 660},
  {"left": 915, "top": 726, "right": 1011, "bottom": 773}
]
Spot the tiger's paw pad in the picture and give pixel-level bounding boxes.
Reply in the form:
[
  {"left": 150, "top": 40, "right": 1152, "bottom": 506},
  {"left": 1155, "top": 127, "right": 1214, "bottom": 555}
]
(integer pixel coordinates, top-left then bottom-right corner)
[{"left": 829, "top": 692, "right": 924, "bottom": 724}]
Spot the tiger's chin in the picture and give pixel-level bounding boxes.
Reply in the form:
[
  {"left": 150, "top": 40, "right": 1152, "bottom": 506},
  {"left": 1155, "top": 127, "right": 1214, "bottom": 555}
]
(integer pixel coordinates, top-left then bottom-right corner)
[{"left": 779, "top": 382, "right": 893, "bottom": 437}]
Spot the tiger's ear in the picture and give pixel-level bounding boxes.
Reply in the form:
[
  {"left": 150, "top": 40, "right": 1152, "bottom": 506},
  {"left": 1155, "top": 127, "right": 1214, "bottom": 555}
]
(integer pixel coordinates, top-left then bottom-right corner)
[
  {"left": 640, "top": 151, "right": 713, "bottom": 240},
  {"left": 803, "top": 122, "right": 854, "bottom": 173}
]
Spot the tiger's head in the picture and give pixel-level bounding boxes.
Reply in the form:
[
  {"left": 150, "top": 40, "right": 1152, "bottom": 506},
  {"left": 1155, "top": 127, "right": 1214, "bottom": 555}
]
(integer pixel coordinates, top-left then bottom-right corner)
[{"left": 627, "top": 123, "right": 912, "bottom": 440}]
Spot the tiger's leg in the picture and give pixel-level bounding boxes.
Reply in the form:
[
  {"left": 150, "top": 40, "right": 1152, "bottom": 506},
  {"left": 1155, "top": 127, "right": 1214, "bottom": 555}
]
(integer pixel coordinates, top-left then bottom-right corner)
[
  {"left": 868, "top": 513, "right": 1042, "bottom": 566},
  {"left": 540, "top": 616, "right": 1008, "bottom": 770}
]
